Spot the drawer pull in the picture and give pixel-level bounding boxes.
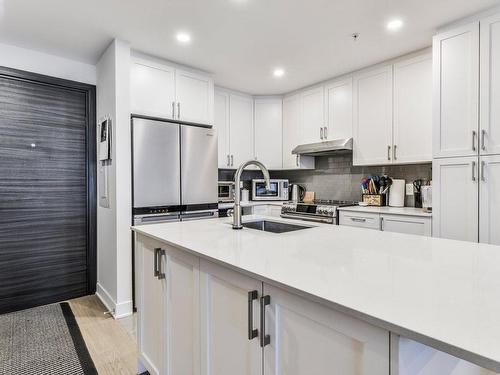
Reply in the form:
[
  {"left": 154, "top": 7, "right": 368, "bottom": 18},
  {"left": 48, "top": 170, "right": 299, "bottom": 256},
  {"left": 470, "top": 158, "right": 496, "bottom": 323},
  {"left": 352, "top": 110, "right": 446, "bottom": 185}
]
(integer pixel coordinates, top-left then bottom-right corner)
[{"left": 351, "top": 217, "right": 367, "bottom": 223}]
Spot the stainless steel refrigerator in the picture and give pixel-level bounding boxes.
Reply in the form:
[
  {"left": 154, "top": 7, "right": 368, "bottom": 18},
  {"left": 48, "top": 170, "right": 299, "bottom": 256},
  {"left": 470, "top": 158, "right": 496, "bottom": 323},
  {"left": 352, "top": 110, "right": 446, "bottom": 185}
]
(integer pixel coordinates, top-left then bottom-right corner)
[{"left": 132, "top": 116, "right": 218, "bottom": 225}]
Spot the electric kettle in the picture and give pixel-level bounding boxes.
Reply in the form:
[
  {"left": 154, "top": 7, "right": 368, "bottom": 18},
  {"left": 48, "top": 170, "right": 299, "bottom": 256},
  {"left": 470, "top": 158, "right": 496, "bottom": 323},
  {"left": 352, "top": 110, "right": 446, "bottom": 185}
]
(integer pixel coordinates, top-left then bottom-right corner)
[{"left": 290, "top": 184, "right": 306, "bottom": 202}]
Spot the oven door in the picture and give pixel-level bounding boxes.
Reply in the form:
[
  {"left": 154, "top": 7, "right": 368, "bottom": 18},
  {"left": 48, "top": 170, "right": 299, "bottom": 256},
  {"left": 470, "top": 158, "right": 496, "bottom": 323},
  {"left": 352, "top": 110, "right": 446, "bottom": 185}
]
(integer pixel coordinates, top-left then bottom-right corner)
[{"left": 253, "top": 180, "right": 280, "bottom": 200}]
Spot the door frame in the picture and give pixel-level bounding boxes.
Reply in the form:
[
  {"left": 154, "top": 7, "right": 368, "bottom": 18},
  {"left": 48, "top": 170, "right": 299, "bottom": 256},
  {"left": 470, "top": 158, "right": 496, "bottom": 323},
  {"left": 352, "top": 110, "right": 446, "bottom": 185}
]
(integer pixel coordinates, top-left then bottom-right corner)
[{"left": 0, "top": 66, "right": 97, "bottom": 295}]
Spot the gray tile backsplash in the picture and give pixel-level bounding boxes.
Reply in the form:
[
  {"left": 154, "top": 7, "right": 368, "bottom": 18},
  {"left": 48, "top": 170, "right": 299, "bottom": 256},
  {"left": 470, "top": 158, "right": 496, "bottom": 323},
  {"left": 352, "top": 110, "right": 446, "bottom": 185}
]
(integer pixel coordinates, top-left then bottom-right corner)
[{"left": 219, "top": 154, "right": 432, "bottom": 207}]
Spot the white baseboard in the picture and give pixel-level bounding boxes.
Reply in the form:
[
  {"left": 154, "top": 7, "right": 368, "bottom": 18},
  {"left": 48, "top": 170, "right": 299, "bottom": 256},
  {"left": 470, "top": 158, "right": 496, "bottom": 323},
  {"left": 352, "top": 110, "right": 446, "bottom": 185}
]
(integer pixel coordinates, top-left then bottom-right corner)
[
  {"left": 96, "top": 282, "right": 133, "bottom": 319},
  {"left": 115, "top": 299, "right": 133, "bottom": 319}
]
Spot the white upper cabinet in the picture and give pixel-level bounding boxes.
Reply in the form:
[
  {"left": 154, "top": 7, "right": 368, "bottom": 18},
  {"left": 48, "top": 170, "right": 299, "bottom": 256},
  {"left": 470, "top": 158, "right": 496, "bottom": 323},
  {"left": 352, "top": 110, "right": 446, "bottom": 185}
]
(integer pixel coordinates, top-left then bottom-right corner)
[
  {"left": 480, "top": 14, "right": 500, "bottom": 156},
  {"left": 130, "top": 57, "right": 214, "bottom": 125},
  {"left": 433, "top": 22, "right": 480, "bottom": 158},
  {"left": 175, "top": 69, "right": 214, "bottom": 125},
  {"left": 131, "top": 59, "right": 176, "bottom": 120},
  {"left": 301, "top": 86, "right": 326, "bottom": 144},
  {"left": 229, "top": 93, "right": 254, "bottom": 168},
  {"left": 432, "top": 156, "right": 479, "bottom": 242},
  {"left": 283, "top": 94, "right": 301, "bottom": 169},
  {"left": 282, "top": 94, "right": 315, "bottom": 170},
  {"left": 254, "top": 98, "right": 283, "bottom": 169},
  {"left": 393, "top": 53, "right": 433, "bottom": 163},
  {"left": 214, "top": 90, "right": 230, "bottom": 168},
  {"left": 353, "top": 65, "right": 393, "bottom": 166},
  {"left": 263, "top": 283, "right": 389, "bottom": 375},
  {"left": 479, "top": 155, "right": 500, "bottom": 246},
  {"left": 325, "top": 77, "right": 353, "bottom": 140}
]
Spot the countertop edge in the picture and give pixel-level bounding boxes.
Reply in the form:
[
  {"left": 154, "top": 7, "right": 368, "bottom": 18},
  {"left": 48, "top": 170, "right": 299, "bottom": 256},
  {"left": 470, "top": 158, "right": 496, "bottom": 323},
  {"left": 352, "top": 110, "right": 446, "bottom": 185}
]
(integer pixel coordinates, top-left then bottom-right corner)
[{"left": 131, "top": 225, "right": 499, "bottom": 373}]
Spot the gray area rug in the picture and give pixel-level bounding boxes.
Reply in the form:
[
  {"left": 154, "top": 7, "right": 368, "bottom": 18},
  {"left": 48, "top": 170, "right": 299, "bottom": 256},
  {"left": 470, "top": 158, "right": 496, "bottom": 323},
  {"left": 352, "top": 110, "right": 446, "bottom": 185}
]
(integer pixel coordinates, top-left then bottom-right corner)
[{"left": 0, "top": 302, "right": 97, "bottom": 375}]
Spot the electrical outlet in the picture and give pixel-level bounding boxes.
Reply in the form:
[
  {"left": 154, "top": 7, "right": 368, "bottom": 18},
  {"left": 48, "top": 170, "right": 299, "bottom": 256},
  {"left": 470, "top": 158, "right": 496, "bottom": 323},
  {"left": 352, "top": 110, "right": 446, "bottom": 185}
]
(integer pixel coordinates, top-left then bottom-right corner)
[{"left": 406, "top": 183, "right": 414, "bottom": 196}]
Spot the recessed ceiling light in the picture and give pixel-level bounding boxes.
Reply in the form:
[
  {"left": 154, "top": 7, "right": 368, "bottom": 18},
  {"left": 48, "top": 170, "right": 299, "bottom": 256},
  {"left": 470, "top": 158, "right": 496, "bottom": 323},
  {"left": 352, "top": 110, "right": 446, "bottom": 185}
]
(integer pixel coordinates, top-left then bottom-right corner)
[
  {"left": 387, "top": 19, "right": 404, "bottom": 31},
  {"left": 273, "top": 68, "right": 285, "bottom": 78},
  {"left": 176, "top": 32, "right": 191, "bottom": 44}
]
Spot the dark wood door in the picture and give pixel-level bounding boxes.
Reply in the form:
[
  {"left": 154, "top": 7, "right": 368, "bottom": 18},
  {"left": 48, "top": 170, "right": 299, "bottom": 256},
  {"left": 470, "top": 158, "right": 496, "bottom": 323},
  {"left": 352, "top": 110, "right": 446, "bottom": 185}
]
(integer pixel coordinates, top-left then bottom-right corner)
[{"left": 0, "top": 68, "right": 96, "bottom": 314}]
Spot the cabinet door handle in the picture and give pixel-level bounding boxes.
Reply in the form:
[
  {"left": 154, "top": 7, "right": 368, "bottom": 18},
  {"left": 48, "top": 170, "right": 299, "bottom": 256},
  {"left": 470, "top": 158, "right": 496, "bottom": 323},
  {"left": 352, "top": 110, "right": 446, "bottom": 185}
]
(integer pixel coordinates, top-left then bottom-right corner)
[
  {"left": 481, "top": 130, "right": 486, "bottom": 151},
  {"left": 393, "top": 145, "right": 397, "bottom": 160},
  {"left": 227, "top": 154, "right": 230, "bottom": 166},
  {"left": 172, "top": 102, "right": 176, "bottom": 119},
  {"left": 248, "top": 290, "right": 259, "bottom": 340},
  {"left": 387, "top": 145, "right": 391, "bottom": 161},
  {"left": 260, "top": 295, "right": 271, "bottom": 347},
  {"left": 296, "top": 155, "right": 299, "bottom": 167},
  {"left": 230, "top": 154, "right": 234, "bottom": 166},
  {"left": 153, "top": 248, "right": 161, "bottom": 277},
  {"left": 157, "top": 249, "right": 166, "bottom": 279},
  {"left": 472, "top": 161, "right": 476, "bottom": 182},
  {"left": 481, "top": 161, "right": 486, "bottom": 181},
  {"left": 324, "top": 126, "right": 328, "bottom": 139},
  {"left": 320, "top": 127, "right": 324, "bottom": 140},
  {"left": 177, "top": 102, "right": 181, "bottom": 119},
  {"left": 472, "top": 131, "right": 477, "bottom": 152}
]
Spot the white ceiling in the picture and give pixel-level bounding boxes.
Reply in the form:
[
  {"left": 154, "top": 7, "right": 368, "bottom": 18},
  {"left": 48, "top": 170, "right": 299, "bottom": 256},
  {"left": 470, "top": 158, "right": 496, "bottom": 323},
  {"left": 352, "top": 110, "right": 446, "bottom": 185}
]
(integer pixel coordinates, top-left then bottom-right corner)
[{"left": 0, "top": 0, "right": 498, "bottom": 94}]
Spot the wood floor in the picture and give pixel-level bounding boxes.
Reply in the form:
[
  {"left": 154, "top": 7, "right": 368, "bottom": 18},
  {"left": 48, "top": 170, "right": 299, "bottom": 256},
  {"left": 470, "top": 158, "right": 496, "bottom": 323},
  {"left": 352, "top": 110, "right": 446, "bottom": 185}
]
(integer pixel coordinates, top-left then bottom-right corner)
[{"left": 68, "top": 295, "right": 138, "bottom": 375}]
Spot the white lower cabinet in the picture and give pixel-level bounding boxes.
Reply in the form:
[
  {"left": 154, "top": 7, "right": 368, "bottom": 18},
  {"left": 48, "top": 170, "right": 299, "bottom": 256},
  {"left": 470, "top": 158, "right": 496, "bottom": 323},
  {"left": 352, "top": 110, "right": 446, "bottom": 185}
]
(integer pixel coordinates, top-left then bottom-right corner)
[
  {"left": 251, "top": 204, "right": 282, "bottom": 217},
  {"left": 136, "top": 235, "right": 167, "bottom": 375},
  {"left": 339, "top": 211, "right": 381, "bottom": 230},
  {"left": 381, "top": 214, "right": 432, "bottom": 236},
  {"left": 339, "top": 211, "right": 432, "bottom": 236},
  {"left": 262, "top": 283, "right": 390, "bottom": 375},
  {"left": 479, "top": 154, "right": 500, "bottom": 246},
  {"left": 396, "top": 336, "right": 498, "bottom": 375},
  {"left": 199, "top": 260, "right": 262, "bottom": 375},
  {"left": 433, "top": 156, "right": 479, "bottom": 242},
  {"left": 136, "top": 234, "right": 200, "bottom": 375}
]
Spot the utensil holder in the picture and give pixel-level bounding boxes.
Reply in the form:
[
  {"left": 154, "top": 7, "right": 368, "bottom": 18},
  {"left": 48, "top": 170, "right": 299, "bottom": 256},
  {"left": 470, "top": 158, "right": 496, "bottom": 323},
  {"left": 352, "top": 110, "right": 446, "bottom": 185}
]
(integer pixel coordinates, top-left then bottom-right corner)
[{"left": 362, "top": 194, "right": 387, "bottom": 207}]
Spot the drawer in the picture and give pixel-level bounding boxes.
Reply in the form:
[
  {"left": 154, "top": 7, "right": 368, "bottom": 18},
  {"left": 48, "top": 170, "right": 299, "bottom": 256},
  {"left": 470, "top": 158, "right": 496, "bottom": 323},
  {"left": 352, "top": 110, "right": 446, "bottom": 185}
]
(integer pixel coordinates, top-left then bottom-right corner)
[
  {"left": 252, "top": 205, "right": 270, "bottom": 216},
  {"left": 339, "top": 211, "right": 381, "bottom": 230},
  {"left": 380, "top": 214, "right": 432, "bottom": 236}
]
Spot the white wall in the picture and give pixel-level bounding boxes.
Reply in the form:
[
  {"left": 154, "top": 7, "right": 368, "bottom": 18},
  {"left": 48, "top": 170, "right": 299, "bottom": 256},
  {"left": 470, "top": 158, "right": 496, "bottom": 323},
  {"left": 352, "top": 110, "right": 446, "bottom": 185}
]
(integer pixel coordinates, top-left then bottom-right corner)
[
  {"left": 0, "top": 42, "right": 96, "bottom": 85},
  {"left": 96, "top": 39, "right": 132, "bottom": 318}
]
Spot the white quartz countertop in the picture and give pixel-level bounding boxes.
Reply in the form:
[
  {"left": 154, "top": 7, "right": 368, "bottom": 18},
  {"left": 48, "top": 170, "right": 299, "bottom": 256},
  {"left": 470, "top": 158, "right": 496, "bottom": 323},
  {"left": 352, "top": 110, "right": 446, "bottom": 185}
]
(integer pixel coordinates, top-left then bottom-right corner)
[
  {"left": 131, "top": 216, "right": 500, "bottom": 372},
  {"left": 218, "top": 201, "right": 285, "bottom": 209},
  {"left": 338, "top": 205, "right": 432, "bottom": 217}
]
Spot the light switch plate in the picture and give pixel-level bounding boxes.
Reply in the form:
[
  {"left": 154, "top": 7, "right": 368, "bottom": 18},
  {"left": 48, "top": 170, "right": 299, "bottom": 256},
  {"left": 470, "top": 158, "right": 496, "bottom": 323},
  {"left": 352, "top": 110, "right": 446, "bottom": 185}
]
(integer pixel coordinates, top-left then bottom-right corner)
[{"left": 405, "top": 183, "right": 414, "bottom": 196}]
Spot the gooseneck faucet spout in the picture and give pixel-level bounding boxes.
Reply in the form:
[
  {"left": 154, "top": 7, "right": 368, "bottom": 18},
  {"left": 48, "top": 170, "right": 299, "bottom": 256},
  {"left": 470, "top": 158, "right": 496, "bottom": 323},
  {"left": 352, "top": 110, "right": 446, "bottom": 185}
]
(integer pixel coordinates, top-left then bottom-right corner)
[{"left": 233, "top": 160, "right": 270, "bottom": 229}]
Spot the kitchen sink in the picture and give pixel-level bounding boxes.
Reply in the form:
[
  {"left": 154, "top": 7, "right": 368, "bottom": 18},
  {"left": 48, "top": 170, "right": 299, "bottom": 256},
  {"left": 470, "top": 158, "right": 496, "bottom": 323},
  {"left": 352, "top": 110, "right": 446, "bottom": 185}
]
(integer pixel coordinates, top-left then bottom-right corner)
[{"left": 241, "top": 220, "right": 312, "bottom": 233}]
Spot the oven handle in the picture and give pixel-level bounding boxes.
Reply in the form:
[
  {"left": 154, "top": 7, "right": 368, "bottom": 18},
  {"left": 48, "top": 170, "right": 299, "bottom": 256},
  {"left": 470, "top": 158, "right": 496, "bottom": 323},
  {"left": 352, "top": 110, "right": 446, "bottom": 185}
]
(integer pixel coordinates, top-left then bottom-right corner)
[{"left": 280, "top": 213, "right": 334, "bottom": 224}]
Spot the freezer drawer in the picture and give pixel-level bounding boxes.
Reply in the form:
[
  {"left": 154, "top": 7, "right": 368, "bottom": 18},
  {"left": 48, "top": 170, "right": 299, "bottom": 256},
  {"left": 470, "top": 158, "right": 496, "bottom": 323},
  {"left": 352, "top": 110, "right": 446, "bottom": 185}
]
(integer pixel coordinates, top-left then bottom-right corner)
[
  {"left": 132, "top": 118, "right": 181, "bottom": 208},
  {"left": 181, "top": 125, "right": 218, "bottom": 205}
]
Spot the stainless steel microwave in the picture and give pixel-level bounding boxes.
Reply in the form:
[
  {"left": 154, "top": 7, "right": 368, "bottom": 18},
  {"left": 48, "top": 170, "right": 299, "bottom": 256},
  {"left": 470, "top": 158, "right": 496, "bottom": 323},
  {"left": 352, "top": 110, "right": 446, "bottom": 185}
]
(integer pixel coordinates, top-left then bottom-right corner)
[
  {"left": 252, "top": 179, "right": 289, "bottom": 201},
  {"left": 218, "top": 181, "right": 235, "bottom": 202}
]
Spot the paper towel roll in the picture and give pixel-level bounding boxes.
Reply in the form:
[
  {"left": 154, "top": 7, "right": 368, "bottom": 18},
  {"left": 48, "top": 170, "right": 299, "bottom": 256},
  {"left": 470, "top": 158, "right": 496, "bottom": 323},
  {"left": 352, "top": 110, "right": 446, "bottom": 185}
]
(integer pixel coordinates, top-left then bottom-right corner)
[{"left": 389, "top": 179, "right": 405, "bottom": 207}]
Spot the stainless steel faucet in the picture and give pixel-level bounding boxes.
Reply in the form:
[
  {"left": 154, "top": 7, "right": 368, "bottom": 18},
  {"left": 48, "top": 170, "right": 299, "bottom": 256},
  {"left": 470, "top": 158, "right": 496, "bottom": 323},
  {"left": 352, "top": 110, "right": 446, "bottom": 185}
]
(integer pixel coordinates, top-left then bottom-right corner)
[{"left": 233, "top": 160, "right": 271, "bottom": 229}]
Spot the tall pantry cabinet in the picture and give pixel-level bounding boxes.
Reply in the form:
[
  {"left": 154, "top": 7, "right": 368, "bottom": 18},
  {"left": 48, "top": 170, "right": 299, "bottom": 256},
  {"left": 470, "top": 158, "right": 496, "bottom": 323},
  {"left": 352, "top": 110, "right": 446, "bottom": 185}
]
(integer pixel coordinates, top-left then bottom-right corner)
[{"left": 433, "top": 14, "right": 500, "bottom": 245}]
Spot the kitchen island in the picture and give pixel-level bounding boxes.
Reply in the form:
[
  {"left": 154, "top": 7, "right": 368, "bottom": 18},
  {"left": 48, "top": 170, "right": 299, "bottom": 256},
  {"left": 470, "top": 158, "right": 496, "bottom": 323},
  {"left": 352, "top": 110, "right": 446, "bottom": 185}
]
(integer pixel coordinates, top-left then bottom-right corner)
[{"left": 132, "top": 215, "right": 500, "bottom": 375}]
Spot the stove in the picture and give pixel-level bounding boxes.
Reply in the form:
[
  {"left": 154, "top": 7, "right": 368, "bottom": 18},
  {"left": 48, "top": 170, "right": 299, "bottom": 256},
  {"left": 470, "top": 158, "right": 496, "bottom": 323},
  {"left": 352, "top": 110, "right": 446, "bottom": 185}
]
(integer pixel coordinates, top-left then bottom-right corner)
[{"left": 281, "top": 200, "right": 358, "bottom": 224}]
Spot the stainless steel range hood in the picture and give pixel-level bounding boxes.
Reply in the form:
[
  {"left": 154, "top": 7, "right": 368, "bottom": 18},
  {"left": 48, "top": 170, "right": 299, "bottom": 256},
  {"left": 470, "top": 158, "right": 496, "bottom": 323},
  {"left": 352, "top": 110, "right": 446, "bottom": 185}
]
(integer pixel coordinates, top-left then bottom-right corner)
[{"left": 292, "top": 138, "right": 353, "bottom": 156}]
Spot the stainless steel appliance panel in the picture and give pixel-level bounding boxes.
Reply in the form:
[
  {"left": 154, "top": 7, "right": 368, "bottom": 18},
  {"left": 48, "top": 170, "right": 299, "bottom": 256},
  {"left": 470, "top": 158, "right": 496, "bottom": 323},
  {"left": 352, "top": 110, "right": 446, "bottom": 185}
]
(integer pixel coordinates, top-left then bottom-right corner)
[
  {"left": 181, "top": 210, "right": 219, "bottom": 221},
  {"left": 133, "top": 213, "right": 180, "bottom": 225},
  {"left": 132, "top": 118, "right": 181, "bottom": 208},
  {"left": 181, "top": 125, "right": 218, "bottom": 205}
]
